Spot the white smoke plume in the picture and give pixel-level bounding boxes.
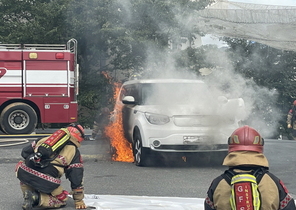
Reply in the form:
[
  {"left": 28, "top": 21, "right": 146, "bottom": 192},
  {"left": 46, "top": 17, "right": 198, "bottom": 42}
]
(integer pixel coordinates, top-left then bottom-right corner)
[{"left": 116, "top": 0, "right": 281, "bottom": 138}]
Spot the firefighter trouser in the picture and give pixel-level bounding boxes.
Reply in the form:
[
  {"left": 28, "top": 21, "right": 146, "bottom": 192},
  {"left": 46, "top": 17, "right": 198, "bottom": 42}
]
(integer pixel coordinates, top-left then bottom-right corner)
[
  {"left": 92, "top": 123, "right": 100, "bottom": 139},
  {"left": 92, "top": 123, "right": 107, "bottom": 140}
]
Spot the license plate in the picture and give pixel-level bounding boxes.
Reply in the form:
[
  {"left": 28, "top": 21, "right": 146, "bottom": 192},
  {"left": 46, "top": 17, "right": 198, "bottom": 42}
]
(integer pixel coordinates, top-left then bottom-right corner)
[{"left": 183, "top": 136, "right": 205, "bottom": 144}]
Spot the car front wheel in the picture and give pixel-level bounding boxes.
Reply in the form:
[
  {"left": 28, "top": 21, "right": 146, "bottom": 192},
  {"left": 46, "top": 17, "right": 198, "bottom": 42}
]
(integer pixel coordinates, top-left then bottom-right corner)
[{"left": 133, "top": 131, "right": 147, "bottom": 166}]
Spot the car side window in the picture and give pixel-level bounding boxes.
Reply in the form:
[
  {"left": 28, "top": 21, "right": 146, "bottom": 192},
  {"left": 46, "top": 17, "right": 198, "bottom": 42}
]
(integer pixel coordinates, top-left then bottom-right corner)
[{"left": 120, "top": 85, "right": 139, "bottom": 103}]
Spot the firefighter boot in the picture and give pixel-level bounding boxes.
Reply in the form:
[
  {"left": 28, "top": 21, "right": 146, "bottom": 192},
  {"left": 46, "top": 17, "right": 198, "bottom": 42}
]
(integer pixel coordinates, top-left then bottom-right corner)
[{"left": 22, "top": 190, "right": 39, "bottom": 210}]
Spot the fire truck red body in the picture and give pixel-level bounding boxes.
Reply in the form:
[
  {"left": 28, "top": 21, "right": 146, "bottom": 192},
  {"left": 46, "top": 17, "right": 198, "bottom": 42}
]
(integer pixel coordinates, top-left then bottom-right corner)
[{"left": 0, "top": 39, "right": 79, "bottom": 134}]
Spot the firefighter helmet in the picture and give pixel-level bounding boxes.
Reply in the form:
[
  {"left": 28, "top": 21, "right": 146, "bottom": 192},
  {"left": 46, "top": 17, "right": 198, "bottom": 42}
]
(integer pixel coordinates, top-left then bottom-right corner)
[
  {"left": 293, "top": 100, "right": 296, "bottom": 106},
  {"left": 228, "top": 125, "right": 264, "bottom": 153},
  {"left": 67, "top": 123, "right": 85, "bottom": 143}
]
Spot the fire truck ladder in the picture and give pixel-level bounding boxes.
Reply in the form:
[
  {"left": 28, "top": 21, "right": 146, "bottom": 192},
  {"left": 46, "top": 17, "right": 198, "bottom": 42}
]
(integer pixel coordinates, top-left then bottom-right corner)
[
  {"left": 0, "top": 43, "right": 66, "bottom": 50},
  {"left": 67, "top": 38, "right": 79, "bottom": 99},
  {"left": 0, "top": 134, "right": 51, "bottom": 147},
  {"left": 0, "top": 38, "right": 77, "bottom": 52},
  {"left": 0, "top": 43, "right": 22, "bottom": 49},
  {"left": 67, "top": 38, "right": 78, "bottom": 74}
]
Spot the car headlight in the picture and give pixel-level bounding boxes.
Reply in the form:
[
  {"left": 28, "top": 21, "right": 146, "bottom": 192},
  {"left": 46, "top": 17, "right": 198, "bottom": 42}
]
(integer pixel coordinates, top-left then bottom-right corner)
[{"left": 145, "top": 112, "right": 170, "bottom": 125}]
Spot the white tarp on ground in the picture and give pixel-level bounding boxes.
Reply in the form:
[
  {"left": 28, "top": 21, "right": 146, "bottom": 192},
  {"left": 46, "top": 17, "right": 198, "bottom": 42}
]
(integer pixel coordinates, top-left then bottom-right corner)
[
  {"left": 84, "top": 194, "right": 204, "bottom": 210},
  {"left": 83, "top": 194, "right": 296, "bottom": 209},
  {"left": 195, "top": 0, "right": 296, "bottom": 51}
]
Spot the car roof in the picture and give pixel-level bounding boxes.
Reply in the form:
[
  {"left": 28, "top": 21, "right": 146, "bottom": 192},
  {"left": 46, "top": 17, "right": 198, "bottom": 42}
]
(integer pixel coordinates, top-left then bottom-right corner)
[{"left": 122, "top": 79, "right": 205, "bottom": 86}]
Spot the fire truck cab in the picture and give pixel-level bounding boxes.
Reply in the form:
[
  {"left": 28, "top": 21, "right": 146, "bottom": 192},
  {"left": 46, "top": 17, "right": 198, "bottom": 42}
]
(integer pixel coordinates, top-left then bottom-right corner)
[{"left": 0, "top": 39, "right": 79, "bottom": 135}]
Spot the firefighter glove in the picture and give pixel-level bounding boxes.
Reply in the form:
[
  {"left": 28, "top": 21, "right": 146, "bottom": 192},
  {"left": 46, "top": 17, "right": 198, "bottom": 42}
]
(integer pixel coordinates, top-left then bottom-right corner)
[
  {"left": 74, "top": 199, "right": 87, "bottom": 209},
  {"left": 288, "top": 124, "right": 292, "bottom": 129},
  {"left": 55, "top": 190, "right": 69, "bottom": 201}
]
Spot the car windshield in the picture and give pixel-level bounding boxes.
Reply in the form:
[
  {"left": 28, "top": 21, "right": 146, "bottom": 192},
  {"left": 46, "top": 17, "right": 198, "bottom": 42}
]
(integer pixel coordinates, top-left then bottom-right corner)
[{"left": 141, "top": 82, "right": 213, "bottom": 106}]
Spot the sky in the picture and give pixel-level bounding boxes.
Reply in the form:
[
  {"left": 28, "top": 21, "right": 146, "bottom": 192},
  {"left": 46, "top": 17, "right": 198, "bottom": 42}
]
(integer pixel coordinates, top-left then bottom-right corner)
[{"left": 230, "top": 0, "right": 296, "bottom": 6}]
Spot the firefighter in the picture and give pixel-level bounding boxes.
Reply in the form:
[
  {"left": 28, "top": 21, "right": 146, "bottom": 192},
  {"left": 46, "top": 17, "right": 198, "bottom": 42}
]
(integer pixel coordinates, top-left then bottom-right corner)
[
  {"left": 15, "top": 124, "right": 87, "bottom": 209},
  {"left": 287, "top": 100, "right": 296, "bottom": 140},
  {"left": 204, "top": 125, "right": 296, "bottom": 210},
  {"left": 91, "top": 107, "right": 110, "bottom": 140}
]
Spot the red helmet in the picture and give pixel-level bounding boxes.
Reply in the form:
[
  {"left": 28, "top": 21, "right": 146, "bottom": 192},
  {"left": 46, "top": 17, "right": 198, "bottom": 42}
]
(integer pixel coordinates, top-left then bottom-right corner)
[
  {"left": 228, "top": 125, "right": 264, "bottom": 153},
  {"left": 67, "top": 124, "right": 85, "bottom": 143},
  {"left": 293, "top": 100, "right": 296, "bottom": 106}
]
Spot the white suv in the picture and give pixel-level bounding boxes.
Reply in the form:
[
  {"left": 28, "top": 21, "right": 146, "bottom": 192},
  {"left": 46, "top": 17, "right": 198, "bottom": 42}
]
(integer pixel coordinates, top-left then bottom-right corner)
[{"left": 117, "top": 79, "right": 245, "bottom": 166}]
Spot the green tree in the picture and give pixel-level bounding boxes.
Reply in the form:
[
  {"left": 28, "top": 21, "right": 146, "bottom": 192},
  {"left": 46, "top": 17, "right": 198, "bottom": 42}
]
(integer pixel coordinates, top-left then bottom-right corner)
[
  {"left": 224, "top": 38, "right": 296, "bottom": 138},
  {"left": 173, "top": 44, "right": 228, "bottom": 75},
  {"left": 0, "top": 0, "right": 72, "bottom": 43}
]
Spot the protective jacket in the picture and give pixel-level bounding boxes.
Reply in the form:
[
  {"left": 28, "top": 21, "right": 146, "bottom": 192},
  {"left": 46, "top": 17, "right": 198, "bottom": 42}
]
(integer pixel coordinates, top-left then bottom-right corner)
[
  {"left": 15, "top": 136, "right": 84, "bottom": 208},
  {"left": 204, "top": 151, "right": 296, "bottom": 210}
]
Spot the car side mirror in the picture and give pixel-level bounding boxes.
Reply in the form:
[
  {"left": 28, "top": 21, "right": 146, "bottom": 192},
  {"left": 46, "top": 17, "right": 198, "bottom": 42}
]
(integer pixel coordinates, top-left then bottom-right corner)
[{"left": 122, "top": 96, "right": 135, "bottom": 105}]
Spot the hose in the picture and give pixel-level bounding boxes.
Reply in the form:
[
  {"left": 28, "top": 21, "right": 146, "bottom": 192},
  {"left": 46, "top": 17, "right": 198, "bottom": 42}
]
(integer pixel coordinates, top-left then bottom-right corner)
[{"left": 0, "top": 138, "right": 29, "bottom": 147}]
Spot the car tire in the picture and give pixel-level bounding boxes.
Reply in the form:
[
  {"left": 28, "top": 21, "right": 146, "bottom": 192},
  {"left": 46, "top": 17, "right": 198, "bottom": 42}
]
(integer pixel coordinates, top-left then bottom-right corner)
[
  {"left": 133, "top": 130, "right": 147, "bottom": 166},
  {"left": 0, "top": 102, "right": 37, "bottom": 134}
]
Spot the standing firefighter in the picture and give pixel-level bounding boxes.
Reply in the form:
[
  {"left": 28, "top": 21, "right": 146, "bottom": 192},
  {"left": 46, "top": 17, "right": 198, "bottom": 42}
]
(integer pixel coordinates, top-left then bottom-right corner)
[
  {"left": 15, "top": 124, "right": 87, "bottom": 210},
  {"left": 287, "top": 100, "right": 296, "bottom": 140},
  {"left": 204, "top": 125, "right": 296, "bottom": 210},
  {"left": 91, "top": 107, "right": 110, "bottom": 140}
]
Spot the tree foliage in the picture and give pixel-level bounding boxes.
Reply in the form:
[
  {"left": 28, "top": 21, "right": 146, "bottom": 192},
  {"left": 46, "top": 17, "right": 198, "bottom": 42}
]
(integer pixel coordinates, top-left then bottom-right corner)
[
  {"left": 0, "top": 0, "right": 72, "bottom": 43},
  {"left": 224, "top": 38, "right": 296, "bottom": 138}
]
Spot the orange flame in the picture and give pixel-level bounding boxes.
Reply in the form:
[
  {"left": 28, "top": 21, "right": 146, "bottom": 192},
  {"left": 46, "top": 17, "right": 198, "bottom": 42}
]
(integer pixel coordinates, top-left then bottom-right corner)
[
  {"left": 104, "top": 82, "right": 134, "bottom": 162},
  {"left": 101, "top": 71, "right": 112, "bottom": 80}
]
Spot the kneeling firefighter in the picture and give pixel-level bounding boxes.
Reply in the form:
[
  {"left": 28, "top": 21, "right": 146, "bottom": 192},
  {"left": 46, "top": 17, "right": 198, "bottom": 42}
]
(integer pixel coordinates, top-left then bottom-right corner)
[{"left": 15, "top": 124, "right": 87, "bottom": 209}]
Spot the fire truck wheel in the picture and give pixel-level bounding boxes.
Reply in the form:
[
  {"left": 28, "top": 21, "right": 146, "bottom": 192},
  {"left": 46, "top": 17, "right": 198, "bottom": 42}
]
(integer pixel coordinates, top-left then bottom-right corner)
[
  {"left": 0, "top": 102, "right": 37, "bottom": 135},
  {"left": 133, "top": 130, "right": 148, "bottom": 166}
]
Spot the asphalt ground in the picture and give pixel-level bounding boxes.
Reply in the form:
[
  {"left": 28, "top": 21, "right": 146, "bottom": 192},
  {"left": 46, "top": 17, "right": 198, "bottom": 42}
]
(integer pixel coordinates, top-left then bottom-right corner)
[{"left": 0, "top": 130, "right": 296, "bottom": 210}]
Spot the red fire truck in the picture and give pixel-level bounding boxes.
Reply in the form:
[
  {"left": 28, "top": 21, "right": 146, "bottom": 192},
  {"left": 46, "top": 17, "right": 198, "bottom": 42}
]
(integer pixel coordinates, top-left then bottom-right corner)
[{"left": 0, "top": 38, "right": 79, "bottom": 135}]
